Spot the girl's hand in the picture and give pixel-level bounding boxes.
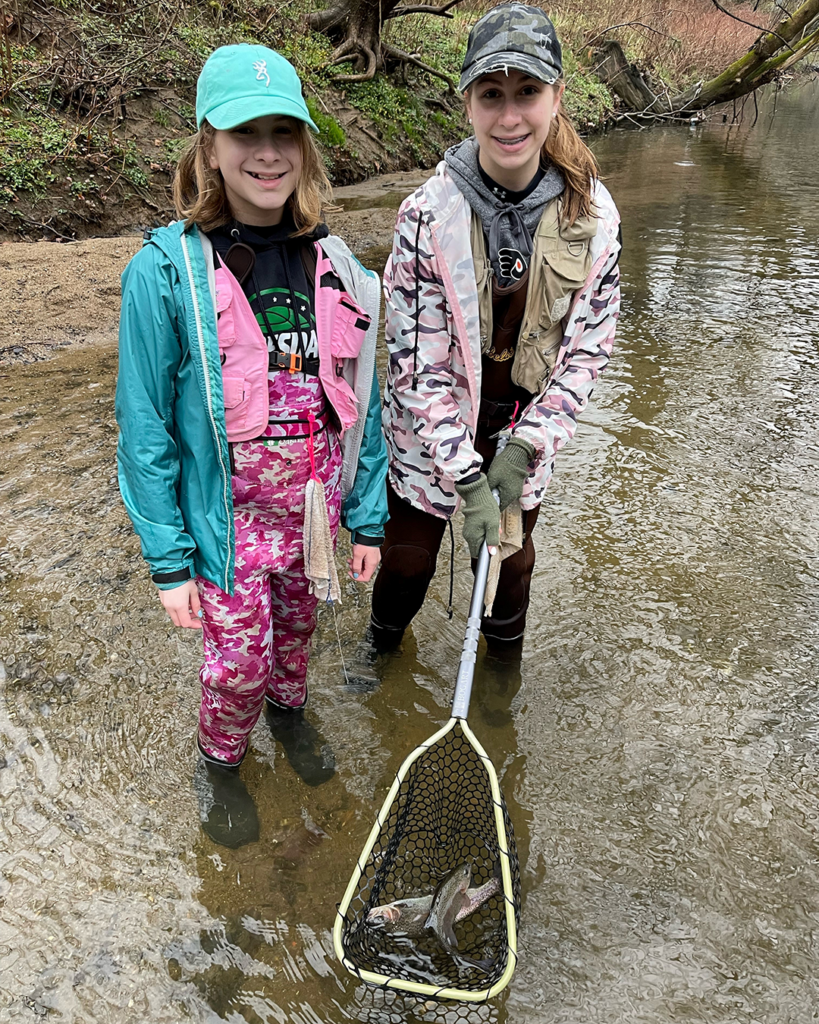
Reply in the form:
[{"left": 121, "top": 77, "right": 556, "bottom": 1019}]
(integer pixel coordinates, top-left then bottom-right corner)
[
  {"left": 348, "top": 544, "right": 381, "bottom": 583},
  {"left": 159, "top": 579, "right": 202, "bottom": 629}
]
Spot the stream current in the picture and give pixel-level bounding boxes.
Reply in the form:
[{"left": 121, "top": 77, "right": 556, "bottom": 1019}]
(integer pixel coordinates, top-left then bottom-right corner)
[{"left": 1, "top": 80, "right": 819, "bottom": 1023}]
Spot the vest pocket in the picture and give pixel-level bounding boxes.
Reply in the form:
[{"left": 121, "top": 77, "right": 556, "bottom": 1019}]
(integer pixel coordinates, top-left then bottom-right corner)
[
  {"left": 512, "top": 322, "right": 563, "bottom": 394},
  {"left": 331, "top": 294, "right": 371, "bottom": 359},
  {"left": 222, "top": 376, "right": 249, "bottom": 411},
  {"left": 214, "top": 270, "right": 237, "bottom": 349},
  {"left": 541, "top": 241, "right": 592, "bottom": 328}
]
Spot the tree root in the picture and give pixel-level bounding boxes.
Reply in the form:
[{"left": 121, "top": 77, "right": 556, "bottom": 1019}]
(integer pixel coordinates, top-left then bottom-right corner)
[{"left": 328, "top": 39, "right": 379, "bottom": 81}]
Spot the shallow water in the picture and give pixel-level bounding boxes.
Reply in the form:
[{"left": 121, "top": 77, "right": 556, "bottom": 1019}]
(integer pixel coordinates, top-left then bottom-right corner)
[{"left": 2, "top": 80, "right": 819, "bottom": 1022}]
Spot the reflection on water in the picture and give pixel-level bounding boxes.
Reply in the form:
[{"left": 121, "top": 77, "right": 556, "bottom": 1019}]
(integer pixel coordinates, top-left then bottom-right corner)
[{"left": 2, "top": 79, "right": 819, "bottom": 1022}]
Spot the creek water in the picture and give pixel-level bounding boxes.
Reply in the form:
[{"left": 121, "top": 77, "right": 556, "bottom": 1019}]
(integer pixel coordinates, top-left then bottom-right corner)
[{"left": 2, "top": 78, "right": 819, "bottom": 1023}]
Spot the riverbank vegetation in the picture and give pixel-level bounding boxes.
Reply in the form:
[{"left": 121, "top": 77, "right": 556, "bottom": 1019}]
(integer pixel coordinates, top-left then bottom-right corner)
[{"left": 0, "top": 0, "right": 812, "bottom": 238}]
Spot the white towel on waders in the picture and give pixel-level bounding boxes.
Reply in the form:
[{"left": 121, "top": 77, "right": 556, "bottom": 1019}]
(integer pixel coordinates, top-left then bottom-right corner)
[
  {"left": 304, "top": 477, "right": 342, "bottom": 604},
  {"left": 484, "top": 506, "right": 524, "bottom": 618}
]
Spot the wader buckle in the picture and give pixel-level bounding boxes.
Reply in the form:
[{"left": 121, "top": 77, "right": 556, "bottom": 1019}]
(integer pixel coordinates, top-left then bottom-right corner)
[{"left": 271, "top": 351, "right": 303, "bottom": 374}]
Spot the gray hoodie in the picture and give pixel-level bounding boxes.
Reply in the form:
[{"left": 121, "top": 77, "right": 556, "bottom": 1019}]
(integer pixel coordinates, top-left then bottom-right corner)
[{"left": 444, "top": 136, "right": 564, "bottom": 287}]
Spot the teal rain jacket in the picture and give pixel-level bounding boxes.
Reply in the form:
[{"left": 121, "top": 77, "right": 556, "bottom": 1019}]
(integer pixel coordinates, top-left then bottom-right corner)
[{"left": 116, "top": 221, "right": 388, "bottom": 594}]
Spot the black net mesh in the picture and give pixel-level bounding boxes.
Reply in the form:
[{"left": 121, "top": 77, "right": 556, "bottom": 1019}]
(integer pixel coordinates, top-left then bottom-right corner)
[
  {"left": 351, "top": 984, "right": 502, "bottom": 1022},
  {"left": 338, "top": 721, "right": 520, "bottom": 997}
]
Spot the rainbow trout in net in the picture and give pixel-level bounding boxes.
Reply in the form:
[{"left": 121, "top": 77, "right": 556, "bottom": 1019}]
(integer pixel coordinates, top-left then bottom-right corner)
[{"left": 366, "top": 864, "right": 501, "bottom": 940}]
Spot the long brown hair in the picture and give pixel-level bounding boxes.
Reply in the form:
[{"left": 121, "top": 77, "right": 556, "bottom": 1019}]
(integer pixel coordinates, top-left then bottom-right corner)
[
  {"left": 172, "top": 119, "right": 333, "bottom": 235},
  {"left": 542, "top": 88, "right": 598, "bottom": 226}
]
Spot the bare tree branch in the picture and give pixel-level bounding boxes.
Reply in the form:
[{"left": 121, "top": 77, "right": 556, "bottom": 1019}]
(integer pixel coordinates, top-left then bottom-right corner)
[
  {"left": 709, "top": 0, "right": 796, "bottom": 53},
  {"left": 584, "top": 21, "right": 675, "bottom": 47}
]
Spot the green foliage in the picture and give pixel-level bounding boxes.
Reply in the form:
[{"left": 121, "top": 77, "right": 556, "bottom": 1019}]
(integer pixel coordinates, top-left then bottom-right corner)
[
  {"left": 385, "top": 9, "right": 471, "bottom": 84},
  {"left": 177, "top": 102, "right": 197, "bottom": 129},
  {"left": 346, "top": 75, "right": 462, "bottom": 161},
  {"left": 0, "top": 112, "right": 72, "bottom": 198},
  {"left": 558, "top": 44, "right": 615, "bottom": 128},
  {"left": 305, "top": 97, "right": 346, "bottom": 147},
  {"left": 0, "top": 109, "right": 148, "bottom": 202},
  {"left": 275, "top": 32, "right": 335, "bottom": 86}
]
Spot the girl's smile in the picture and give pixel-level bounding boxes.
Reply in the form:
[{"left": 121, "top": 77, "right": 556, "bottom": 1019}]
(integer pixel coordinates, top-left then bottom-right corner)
[
  {"left": 208, "top": 115, "right": 303, "bottom": 225},
  {"left": 465, "top": 70, "right": 564, "bottom": 191}
]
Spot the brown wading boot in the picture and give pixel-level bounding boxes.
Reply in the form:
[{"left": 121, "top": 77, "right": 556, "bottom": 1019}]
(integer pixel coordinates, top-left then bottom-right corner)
[
  {"left": 264, "top": 697, "right": 336, "bottom": 787},
  {"left": 194, "top": 741, "right": 260, "bottom": 850}
]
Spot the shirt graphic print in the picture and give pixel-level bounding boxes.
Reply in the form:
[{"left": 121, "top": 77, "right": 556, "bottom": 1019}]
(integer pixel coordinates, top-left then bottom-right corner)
[{"left": 248, "top": 285, "right": 319, "bottom": 367}]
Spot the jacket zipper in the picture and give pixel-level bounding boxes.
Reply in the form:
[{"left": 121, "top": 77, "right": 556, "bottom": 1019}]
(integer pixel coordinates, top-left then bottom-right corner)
[{"left": 180, "top": 230, "right": 233, "bottom": 592}]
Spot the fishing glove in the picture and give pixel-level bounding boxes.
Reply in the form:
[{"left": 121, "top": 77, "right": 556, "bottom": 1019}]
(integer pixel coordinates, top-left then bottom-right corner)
[
  {"left": 456, "top": 474, "right": 501, "bottom": 559},
  {"left": 486, "top": 437, "right": 536, "bottom": 511}
]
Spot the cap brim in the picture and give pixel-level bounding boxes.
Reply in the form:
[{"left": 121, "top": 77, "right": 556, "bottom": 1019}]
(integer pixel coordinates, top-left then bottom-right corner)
[
  {"left": 202, "top": 96, "right": 319, "bottom": 133},
  {"left": 459, "top": 53, "right": 560, "bottom": 93}
]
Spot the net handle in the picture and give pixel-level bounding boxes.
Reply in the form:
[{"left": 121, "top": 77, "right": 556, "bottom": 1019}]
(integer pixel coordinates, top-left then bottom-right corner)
[{"left": 451, "top": 437, "right": 506, "bottom": 719}]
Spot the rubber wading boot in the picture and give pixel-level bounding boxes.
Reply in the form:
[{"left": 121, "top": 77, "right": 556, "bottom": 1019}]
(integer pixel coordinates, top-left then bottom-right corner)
[
  {"left": 341, "top": 621, "right": 388, "bottom": 693},
  {"left": 194, "top": 744, "right": 260, "bottom": 849},
  {"left": 367, "top": 614, "right": 405, "bottom": 656},
  {"left": 476, "top": 638, "right": 523, "bottom": 729},
  {"left": 264, "top": 698, "right": 336, "bottom": 788}
]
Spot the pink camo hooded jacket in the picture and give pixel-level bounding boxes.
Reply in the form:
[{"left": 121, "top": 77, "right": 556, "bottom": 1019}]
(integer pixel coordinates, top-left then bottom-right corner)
[{"left": 382, "top": 164, "right": 621, "bottom": 518}]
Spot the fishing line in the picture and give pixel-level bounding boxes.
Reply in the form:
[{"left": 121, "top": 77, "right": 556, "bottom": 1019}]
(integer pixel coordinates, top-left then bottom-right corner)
[{"left": 329, "top": 597, "right": 350, "bottom": 686}]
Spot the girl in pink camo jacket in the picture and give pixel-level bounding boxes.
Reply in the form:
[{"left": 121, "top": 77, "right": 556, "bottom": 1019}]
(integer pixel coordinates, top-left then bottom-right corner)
[
  {"left": 370, "top": 4, "right": 621, "bottom": 653},
  {"left": 116, "top": 44, "right": 388, "bottom": 815}
]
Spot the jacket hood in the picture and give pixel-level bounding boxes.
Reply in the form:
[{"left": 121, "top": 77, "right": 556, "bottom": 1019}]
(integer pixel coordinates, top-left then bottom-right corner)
[{"left": 444, "top": 137, "right": 564, "bottom": 285}]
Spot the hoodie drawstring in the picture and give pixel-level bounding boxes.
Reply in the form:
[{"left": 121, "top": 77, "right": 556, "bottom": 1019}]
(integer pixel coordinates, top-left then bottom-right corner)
[{"left": 282, "top": 242, "right": 308, "bottom": 369}]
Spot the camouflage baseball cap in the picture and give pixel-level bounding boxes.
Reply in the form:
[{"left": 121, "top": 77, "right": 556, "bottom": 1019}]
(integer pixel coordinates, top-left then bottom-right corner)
[{"left": 458, "top": 3, "right": 562, "bottom": 92}]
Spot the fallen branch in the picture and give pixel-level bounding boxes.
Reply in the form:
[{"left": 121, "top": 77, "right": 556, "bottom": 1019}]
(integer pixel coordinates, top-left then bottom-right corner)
[
  {"left": 386, "top": 0, "right": 461, "bottom": 18},
  {"left": 382, "top": 42, "right": 456, "bottom": 92},
  {"left": 9, "top": 212, "right": 76, "bottom": 240}
]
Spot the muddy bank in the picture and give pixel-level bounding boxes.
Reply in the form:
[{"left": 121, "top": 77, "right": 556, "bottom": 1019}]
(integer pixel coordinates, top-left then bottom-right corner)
[{"left": 0, "top": 170, "right": 427, "bottom": 367}]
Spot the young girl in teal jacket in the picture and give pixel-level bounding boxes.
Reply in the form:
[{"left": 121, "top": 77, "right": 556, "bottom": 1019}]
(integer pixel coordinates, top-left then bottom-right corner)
[{"left": 116, "top": 45, "right": 387, "bottom": 844}]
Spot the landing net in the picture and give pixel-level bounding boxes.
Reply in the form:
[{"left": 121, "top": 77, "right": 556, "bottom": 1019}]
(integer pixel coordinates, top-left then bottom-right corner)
[{"left": 334, "top": 719, "right": 520, "bottom": 1002}]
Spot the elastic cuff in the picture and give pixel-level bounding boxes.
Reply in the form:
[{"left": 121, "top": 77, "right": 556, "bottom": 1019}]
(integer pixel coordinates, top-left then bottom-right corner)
[
  {"left": 457, "top": 470, "right": 482, "bottom": 486},
  {"left": 352, "top": 531, "right": 384, "bottom": 547},
  {"left": 152, "top": 567, "right": 193, "bottom": 586},
  {"left": 455, "top": 473, "right": 489, "bottom": 498}
]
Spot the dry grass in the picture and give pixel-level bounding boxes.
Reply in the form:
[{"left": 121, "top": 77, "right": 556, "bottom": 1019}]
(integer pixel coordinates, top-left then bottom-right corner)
[{"left": 547, "top": 0, "right": 775, "bottom": 84}]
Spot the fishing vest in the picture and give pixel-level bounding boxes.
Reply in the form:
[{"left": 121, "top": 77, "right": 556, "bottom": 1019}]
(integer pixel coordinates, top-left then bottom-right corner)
[
  {"left": 470, "top": 197, "right": 598, "bottom": 395},
  {"left": 213, "top": 241, "right": 371, "bottom": 442}
]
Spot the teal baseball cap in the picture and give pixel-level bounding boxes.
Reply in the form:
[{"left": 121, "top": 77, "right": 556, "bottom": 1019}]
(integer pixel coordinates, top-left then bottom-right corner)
[{"left": 196, "top": 44, "right": 318, "bottom": 132}]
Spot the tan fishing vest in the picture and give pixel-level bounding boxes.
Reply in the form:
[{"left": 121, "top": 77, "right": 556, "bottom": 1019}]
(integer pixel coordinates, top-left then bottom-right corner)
[{"left": 470, "top": 198, "right": 598, "bottom": 395}]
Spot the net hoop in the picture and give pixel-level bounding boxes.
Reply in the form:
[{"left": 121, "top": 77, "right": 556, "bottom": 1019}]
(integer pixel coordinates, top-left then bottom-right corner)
[{"left": 333, "top": 717, "right": 519, "bottom": 1002}]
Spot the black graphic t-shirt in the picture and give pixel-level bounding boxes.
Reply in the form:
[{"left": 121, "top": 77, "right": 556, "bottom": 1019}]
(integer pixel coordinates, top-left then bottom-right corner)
[{"left": 209, "top": 213, "right": 329, "bottom": 369}]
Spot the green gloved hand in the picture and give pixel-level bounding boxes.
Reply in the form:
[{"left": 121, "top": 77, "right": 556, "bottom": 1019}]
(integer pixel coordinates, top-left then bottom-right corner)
[
  {"left": 486, "top": 437, "right": 537, "bottom": 511},
  {"left": 456, "top": 474, "right": 501, "bottom": 559}
]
